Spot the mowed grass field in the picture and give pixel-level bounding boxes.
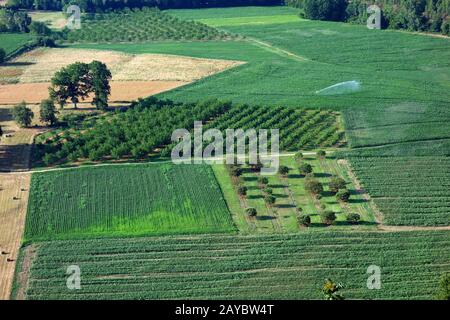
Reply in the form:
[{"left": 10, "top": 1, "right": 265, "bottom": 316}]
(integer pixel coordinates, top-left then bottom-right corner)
[
  {"left": 0, "top": 33, "right": 35, "bottom": 57},
  {"left": 24, "top": 163, "right": 235, "bottom": 242},
  {"left": 16, "top": 231, "right": 449, "bottom": 300}
]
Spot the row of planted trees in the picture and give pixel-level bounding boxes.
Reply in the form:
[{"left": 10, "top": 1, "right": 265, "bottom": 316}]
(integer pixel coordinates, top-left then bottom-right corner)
[
  {"left": 227, "top": 160, "right": 272, "bottom": 219},
  {"left": 294, "top": 150, "right": 361, "bottom": 227},
  {"left": 225, "top": 151, "right": 361, "bottom": 226}
]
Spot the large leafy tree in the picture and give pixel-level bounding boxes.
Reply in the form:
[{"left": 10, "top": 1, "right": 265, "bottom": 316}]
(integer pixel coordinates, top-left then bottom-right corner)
[
  {"left": 88, "top": 60, "right": 112, "bottom": 110},
  {"left": 49, "top": 62, "right": 91, "bottom": 109},
  {"left": 303, "top": 0, "right": 347, "bottom": 21},
  {"left": 39, "top": 98, "right": 58, "bottom": 126},
  {"left": 12, "top": 101, "right": 34, "bottom": 127}
]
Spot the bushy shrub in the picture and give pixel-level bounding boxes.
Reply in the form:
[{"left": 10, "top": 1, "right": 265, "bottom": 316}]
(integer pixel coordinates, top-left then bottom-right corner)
[
  {"left": 305, "top": 178, "right": 323, "bottom": 195},
  {"left": 320, "top": 210, "right": 336, "bottom": 225},
  {"left": 298, "top": 214, "right": 311, "bottom": 227},
  {"left": 278, "top": 165, "right": 290, "bottom": 176},
  {"left": 336, "top": 189, "right": 350, "bottom": 202},
  {"left": 346, "top": 212, "right": 360, "bottom": 224},
  {"left": 264, "top": 194, "right": 276, "bottom": 206},
  {"left": 299, "top": 162, "right": 313, "bottom": 175},
  {"left": 329, "top": 176, "right": 346, "bottom": 194},
  {"left": 246, "top": 207, "right": 257, "bottom": 217},
  {"left": 238, "top": 186, "right": 247, "bottom": 196},
  {"left": 258, "top": 176, "right": 269, "bottom": 185}
]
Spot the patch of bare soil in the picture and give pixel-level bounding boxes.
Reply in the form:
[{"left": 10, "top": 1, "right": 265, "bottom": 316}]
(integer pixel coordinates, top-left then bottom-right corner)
[
  {"left": 0, "top": 81, "right": 189, "bottom": 104},
  {"left": 0, "top": 173, "right": 31, "bottom": 300},
  {"left": 0, "top": 48, "right": 244, "bottom": 84},
  {"left": 12, "top": 244, "right": 37, "bottom": 300}
]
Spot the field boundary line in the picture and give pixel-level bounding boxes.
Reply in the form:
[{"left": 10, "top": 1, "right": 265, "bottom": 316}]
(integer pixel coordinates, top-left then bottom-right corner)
[
  {"left": 341, "top": 159, "right": 450, "bottom": 231},
  {"left": 244, "top": 37, "right": 311, "bottom": 63}
]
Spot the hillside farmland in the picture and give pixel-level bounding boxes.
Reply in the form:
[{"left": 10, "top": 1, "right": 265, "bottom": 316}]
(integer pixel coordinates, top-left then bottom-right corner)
[{"left": 0, "top": 4, "right": 448, "bottom": 302}]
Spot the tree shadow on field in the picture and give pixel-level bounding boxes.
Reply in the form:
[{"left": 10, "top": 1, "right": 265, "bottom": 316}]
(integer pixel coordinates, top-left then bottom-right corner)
[
  {"left": 275, "top": 203, "right": 295, "bottom": 209},
  {"left": 288, "top": 174, "right": 302, "bottom": 179},
  {"left": 257, "top": 216, "right": 276, "bottom": 221},
  {"left": 268, "top": 184, "right": 285, "bottom": 189},
  {"left": 247, "top": 194, "right": 264, "bottom": 200},
  {"left": 0, "top": 107, "right": 13, "bottom": 122},
  {"left": 349, "top": 198, "right": 368, "bottom": 204},
  {"left": 314, "top": 172, "right": 332, "bottom": 178},
  {"left": 0, "top": 143, "right": 30, "bottom": 171},
  {"left": 1, "top": 62, "right": 35, "bottom": 67},
  {"left": 273, "top": 193, "right": 288, "bottom": 198},
  {"left": 243, "top": 176, "right": 257, "bottom": 182}
]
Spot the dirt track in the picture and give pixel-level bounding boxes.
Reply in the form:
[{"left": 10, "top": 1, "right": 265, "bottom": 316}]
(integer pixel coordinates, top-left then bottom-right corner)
[
  {"left": 0, "top": 105, "right": 35, "bottom": 300},
  {"left": 0, "top": 173, "right": 30, "bottom": 300}
]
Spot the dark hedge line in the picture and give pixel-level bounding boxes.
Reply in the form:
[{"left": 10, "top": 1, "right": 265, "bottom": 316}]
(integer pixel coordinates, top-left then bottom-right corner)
[
  {"left": 5, "top": 0, "right": 283, "bottom": 12},
  {"left": 286, "top": 0, "right": 450, "bottom": 35}
]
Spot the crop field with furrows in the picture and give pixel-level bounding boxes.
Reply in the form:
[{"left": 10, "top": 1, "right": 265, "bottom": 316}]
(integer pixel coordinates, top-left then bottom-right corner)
[
  {"left": 15, "top": 231, "right": 450, "bottom": 300},
  {"left": 204, "top": 105, "right": 344, "bottom": 151},
  {"left": 65, "top": 7, "right": 233, "bottom": 43},
  {"left": 24, "top": 163, "right": 235, "bottom": 242},
  {"left": 349, "top": 156, "right": 450, "bottom": 226}
]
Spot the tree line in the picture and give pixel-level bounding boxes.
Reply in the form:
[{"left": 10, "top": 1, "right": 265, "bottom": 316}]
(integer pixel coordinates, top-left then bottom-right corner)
[
  {"left": 286, "top": 0, "right": 450, "bottom": 35},
  {"left": 5, "top": 0, "right": 282, "bottom": 12}
]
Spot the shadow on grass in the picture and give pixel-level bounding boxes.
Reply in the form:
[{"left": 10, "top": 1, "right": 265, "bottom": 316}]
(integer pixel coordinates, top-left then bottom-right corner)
[
  {"left": 275, "top": 203, "right": 296, "bottom": 209},
  {"left": 333, "top": 220, "right": 378, "bottom": 227},
  {"left": 273, "top": 193, "right": 288, "bottom": 199},
  {"left": 349, "top": 198, "right": 368, "bottom": 204},
  {"left": 314, "top": 172, "right": 332, "bottom": 178},
  {"left": 1, "top": 61, "right": 34, "bottom": 67},
  {"left": 247, "top": 195, "right": 264, "bottom": 200},
  {"left": 268, "top": 184, "right": 285, "bottom": 189},
  {"left": 257, "top": 216, "right": 277, "bottom": 221}
]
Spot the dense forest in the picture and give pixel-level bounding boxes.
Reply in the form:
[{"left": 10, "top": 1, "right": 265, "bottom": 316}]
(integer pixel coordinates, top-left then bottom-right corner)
[
  {"left": 5, "top": 0, "right": 282, "bottom": 11},
  {"left": 286, "top": 0, "right": 450, "bottom": 35}
]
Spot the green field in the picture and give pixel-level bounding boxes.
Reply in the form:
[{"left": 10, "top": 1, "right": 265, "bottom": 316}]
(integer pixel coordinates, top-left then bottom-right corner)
[
  {"left": 17, "top": 231, "right": 449, "bottom": 300},
  {"left": 0, "top": 33, "right": 35, "bottom": 57},
  {"left": 10, "top": 6, "right": 450, "bottom": 300},
  {"left": 73, "top": 6, "right": 450, "bottom": 157},
  {"left": 349, "top": 156, "right": 450, "bottom": 226},
  {"left": 214, "top": 154, "right": 376, "bottom": 234},
  {"left": 71, "top": 6, "right": 450, "bottom": 229},
  {"left": 25, "top": 163, "right": 235, "bottom": 242}
]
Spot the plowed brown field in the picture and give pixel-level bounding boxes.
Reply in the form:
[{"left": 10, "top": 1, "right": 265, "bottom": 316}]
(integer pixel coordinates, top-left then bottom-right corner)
[{"left": 0, "top": 81, "right": 189, "bottom": 104}]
